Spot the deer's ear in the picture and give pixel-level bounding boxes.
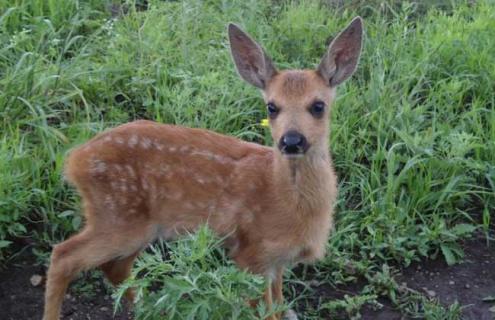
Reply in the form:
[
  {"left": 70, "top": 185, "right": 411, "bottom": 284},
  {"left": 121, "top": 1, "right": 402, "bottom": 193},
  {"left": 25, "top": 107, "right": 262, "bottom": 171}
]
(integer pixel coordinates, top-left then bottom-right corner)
[
  {"left": 228, "top": 24, "right": 277, "bottom": 89},
  {"left": 317, "top": 17, "right": 363, "bottom": 87}
]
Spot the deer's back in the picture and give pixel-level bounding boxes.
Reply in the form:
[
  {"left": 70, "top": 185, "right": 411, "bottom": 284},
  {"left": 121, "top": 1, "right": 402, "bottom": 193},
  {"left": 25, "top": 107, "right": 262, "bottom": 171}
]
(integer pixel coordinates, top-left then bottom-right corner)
[{"left": 64, "top": 120, "right": 272, "bottom": 230}]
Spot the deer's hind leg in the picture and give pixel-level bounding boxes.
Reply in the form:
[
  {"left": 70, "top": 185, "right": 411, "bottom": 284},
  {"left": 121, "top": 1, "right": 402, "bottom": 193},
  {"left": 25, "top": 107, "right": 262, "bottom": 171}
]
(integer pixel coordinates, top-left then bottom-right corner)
[
  {"left": 43, "top": 219, "right": 154, "bottom": 320},
  {"left": 100, "top": 250, "right": 140, "bottom": 301}
]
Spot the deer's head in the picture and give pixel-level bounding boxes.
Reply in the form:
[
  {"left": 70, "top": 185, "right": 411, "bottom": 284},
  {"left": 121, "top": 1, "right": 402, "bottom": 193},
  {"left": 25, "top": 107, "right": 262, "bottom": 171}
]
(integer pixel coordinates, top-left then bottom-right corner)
[{"left": 229, "top": 18, "right": 363, "bottom": 160}]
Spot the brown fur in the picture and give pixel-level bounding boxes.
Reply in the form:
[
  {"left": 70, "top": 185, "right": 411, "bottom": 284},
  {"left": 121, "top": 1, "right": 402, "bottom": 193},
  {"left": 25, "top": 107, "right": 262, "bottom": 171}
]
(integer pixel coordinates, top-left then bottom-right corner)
[{"left": 43, "top": 18, "right": 363, "bottom": 320}]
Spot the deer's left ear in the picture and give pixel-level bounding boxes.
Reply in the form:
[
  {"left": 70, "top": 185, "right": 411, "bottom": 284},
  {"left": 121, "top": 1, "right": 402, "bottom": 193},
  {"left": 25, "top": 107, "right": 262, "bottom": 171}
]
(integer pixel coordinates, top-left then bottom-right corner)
[{"left": 317, "top": 16, "right": 363, "bottom": 87}]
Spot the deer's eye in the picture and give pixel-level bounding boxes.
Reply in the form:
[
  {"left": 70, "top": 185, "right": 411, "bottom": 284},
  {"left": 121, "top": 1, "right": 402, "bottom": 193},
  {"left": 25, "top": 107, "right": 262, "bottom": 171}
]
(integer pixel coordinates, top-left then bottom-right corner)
[
  {"left": 309, "top": 101, "right": 325, "bottom": 118},
  {"left": 267, "top": 102, "right": 279, "bottom": 119}
]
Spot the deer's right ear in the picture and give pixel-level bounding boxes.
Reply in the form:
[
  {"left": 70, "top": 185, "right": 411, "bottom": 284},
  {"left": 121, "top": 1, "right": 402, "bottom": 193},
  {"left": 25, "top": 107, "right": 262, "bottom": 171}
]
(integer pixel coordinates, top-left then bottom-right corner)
[{"left": 228, "top": 24, "right": 276, "bottom": 89}]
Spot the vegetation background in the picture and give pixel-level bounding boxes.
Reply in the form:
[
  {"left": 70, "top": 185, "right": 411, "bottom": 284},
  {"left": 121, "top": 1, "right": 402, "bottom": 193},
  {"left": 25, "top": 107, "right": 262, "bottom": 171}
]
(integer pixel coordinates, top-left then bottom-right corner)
[{"left": 0, "top": 0, "right": 493, "bottom": 319}]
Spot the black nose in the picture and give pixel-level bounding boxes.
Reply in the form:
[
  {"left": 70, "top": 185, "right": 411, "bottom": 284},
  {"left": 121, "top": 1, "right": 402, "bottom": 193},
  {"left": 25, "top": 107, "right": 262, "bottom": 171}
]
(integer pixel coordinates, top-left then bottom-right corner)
[{"left": 279, "top": 130, "right": 308, "bottom": 155}]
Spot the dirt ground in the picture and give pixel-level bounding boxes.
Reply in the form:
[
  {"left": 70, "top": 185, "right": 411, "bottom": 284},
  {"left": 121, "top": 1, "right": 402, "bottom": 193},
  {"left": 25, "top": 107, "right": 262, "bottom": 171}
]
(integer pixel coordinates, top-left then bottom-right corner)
[
  {"left": 296, "top": 235, "right": 495, "bottom": 320},
  {"left": 0, "top": 249, "right": 132, "bottom": 320},
  {"left": 399, "top": 236, "right": 495, "bottom": 320},
  {"left": 1, "top": 236, "right": 493, "bottom": 320}
]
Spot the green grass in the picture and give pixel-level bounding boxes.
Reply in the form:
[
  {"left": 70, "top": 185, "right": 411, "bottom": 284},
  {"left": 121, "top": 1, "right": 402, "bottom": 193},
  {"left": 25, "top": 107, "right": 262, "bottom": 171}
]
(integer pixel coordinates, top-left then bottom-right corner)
[{"left": 1, "top": 0, "right": 494, "bottom": 318}]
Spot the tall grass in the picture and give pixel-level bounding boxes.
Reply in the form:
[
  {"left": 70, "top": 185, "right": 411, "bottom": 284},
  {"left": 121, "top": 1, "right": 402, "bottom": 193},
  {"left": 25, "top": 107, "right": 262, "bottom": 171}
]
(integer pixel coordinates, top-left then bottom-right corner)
[{"left": 0, "top": 0, "right": 493, "bottom": 318}]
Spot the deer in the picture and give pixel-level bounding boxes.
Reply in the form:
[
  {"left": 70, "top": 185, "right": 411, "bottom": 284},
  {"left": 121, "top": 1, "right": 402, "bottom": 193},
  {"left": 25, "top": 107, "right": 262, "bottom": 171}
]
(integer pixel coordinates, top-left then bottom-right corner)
[{"left": 43, "top": 17, "right": 363, "bottom": 320}]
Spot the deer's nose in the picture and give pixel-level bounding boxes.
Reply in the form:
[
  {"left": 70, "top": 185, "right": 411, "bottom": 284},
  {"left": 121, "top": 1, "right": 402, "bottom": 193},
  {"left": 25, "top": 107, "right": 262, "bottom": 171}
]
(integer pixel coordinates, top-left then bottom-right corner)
[{"left": 279, "top": 130, "right": 308, "bottom": 155}]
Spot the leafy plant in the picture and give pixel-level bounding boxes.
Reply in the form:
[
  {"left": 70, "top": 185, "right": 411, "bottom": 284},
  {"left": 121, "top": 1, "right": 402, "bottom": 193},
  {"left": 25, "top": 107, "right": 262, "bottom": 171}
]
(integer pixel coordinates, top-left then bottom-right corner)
[
  {"left": 322, "top": 293, "right": 380, "bottom": 320},
  {"left": 114, "top": 227, "right": 275, "bottom": 320}
]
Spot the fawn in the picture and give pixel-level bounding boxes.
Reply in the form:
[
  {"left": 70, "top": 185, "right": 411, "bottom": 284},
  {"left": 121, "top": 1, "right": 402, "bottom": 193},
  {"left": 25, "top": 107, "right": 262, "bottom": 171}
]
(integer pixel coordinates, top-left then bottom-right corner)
[{"left": 43, "top": 17, "right": 363, "bottom": 320}]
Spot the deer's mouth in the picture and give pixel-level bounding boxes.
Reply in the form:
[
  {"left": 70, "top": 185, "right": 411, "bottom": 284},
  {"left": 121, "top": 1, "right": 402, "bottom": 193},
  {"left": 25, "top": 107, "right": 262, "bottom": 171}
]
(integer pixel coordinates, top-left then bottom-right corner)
[{"left": 282, "top": 152, "right": 306, "bottom": 159}]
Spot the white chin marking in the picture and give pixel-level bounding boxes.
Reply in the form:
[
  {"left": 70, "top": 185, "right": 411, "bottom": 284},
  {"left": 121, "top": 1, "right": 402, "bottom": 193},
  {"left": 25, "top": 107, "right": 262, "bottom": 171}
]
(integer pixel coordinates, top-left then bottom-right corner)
[{"left": 283, "top": 153, "right": 305, "bottom": 159}]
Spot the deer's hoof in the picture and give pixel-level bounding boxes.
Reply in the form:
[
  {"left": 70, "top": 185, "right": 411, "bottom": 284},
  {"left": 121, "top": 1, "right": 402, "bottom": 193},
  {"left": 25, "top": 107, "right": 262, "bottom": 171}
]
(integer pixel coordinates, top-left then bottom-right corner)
[{"left": 283, "top": 309, "right": 298, "bottom": 320}]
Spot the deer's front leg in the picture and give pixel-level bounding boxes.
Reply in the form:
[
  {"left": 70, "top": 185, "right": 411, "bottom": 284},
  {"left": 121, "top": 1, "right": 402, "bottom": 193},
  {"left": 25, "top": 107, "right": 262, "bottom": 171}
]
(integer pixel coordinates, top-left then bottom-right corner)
[
  {"left": 263, "top": 266, "right": 285, "bottom": 320},
  {"left": 272, "top": 266, "right": 284, "bottom": 307},
  {"left": 263, "top": 278, "right": 276, "bottom": 319},
  {"left": 232, "top": 244, "right": 283, "bottom": 319}
]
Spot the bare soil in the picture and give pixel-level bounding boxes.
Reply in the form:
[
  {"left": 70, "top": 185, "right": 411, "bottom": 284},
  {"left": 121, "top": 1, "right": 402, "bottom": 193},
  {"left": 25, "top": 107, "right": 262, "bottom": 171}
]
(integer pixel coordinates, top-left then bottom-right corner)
[
  {"left": 1, "top": 236, "right": 493, "bottom": 319},
  {"left": 399, "top": 236, "right": 495, "bottom": 320},
  {"left": 290, "top": 235, "right": 495, "bottom": 320},
  {"left": 0, "top": 250, "right": 131, "bottom": 320}
]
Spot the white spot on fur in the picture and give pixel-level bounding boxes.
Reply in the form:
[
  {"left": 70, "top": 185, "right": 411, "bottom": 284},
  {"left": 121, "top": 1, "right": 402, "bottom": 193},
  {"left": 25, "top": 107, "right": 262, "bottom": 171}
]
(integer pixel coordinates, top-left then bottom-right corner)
[
  {"left": 180, "top": 146, "right": 190, "bottom": 153},
  {"left": 183, "top": 202, "right": 195, "bottom": 210},
  {"left": 156, "top": 188, "right": 166, "bottom": 199},
  {"left": 103, "top": 136, "right": 112, "bottom": 142},
  {"left": 214, "top": 155, "right": 230, "bottom": 164},
  {"left": 191, "top": 150, "right": 214, "bottom": 159},
  {"left": 154, "top": 142, "right": 164, "bottom": 151},
  {"left": 149, "top": 180, "right": 158, "bottom": 200},
  {"left": 241, "top": 210, "right": 254, "bottom": 224},
  {"left": 168, "top": 189, "right": 182, "bottom": 200},
  {"left": 141, "top": 137, "right": 152, "bottom": 149},
  {"left": 115, "top": 137, "right": 124, "bottom": 144},
  {"left": 169, "top": 146, "right": 177, "bottom": 152},
  {"left": 158, "top": 164, "right": 170, "bottom": 177},
  {"left": 104, "top": 195, "right": 116, "bottom": 210},
  {"left": 91, "top": 159, "right": 107, "bottom": 173},
  {"left": 141, "top": 178, "right": 149, "bottom": 190},
  {"left": 197, "top": 177, "right": 205, "bottom": 185},
  {"left": 207, "top": 202, "right": 217, "bottom": 214},
  {"left": 215, "top": 176, "right": 224, "bottom": 184},
  {"left": 243, "top": 211, "right": 255, "bottom": 224},
  {"left": 129, "top": 134, "right": 138, "bottom": 147},
  {"left": 126, "top": 165, "right": 136, "bottom": 179}
]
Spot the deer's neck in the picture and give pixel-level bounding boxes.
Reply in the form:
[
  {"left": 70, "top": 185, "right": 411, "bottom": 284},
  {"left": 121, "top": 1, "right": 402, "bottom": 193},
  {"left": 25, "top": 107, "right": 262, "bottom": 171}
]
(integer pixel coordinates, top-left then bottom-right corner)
[{"left": 272, "top": 143, "right": 334, "bottom": 213}]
